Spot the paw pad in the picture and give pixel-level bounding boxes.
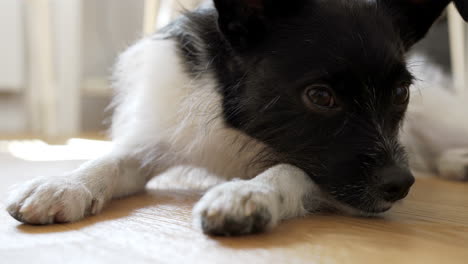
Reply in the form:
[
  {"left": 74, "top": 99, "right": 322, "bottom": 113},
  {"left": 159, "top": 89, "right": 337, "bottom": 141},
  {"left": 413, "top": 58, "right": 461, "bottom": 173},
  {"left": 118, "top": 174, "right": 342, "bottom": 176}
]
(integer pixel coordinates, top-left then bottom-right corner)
[{"left": 200, "top": 205, "right": 272, "bottom": 236}]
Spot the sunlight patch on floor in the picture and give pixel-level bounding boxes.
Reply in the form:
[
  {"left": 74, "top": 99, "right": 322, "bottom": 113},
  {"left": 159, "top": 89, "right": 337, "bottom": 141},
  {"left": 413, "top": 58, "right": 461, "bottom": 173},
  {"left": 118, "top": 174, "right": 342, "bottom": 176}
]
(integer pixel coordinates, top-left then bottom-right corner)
[{"left": 1, "top": 138, "right": 112, "bottom": 161}]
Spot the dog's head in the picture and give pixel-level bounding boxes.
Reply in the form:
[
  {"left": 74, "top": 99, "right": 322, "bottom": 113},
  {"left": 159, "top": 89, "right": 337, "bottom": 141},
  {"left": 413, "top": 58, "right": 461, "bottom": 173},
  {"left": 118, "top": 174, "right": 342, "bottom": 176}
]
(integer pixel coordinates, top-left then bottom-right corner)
[{"left": 212, "top": 0, "right": 465, "bottom": 214}]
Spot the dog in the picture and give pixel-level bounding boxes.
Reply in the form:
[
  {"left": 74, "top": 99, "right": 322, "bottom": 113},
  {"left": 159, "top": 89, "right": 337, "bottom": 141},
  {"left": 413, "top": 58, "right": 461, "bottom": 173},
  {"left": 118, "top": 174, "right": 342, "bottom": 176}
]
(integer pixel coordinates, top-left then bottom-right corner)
[{"left": 6, "top": 0, "right": 468, "bottom": 236}]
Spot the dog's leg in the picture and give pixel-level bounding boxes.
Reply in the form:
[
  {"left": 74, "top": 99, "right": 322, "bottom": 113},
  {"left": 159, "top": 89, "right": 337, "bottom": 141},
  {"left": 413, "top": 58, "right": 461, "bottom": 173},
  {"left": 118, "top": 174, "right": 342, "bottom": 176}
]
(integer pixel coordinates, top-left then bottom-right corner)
[
  {"left": 6, "top": 152, "right": 163, "bottom": 224},
  {"left": 193, "top": 164, "right": 320, "bottom": 236},
  {"left": 437, "top": 148, "right": 468, "bottom": 181}
]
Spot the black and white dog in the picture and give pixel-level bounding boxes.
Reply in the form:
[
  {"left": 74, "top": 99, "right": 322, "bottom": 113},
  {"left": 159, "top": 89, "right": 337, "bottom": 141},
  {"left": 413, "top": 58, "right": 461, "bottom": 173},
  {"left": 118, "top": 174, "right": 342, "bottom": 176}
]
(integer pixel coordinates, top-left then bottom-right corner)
[{"left": 6, "top": 0, "right": 468, "bottom": 236}]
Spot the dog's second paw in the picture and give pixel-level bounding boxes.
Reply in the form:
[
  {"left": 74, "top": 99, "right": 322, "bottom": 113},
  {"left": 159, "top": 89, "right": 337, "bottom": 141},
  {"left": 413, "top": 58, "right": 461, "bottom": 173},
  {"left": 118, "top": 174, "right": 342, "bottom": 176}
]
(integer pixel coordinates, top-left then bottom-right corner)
[
  {"left": 193, "top": 182, "right": 279, "bottom": 236},
  {"left": 437, "top": 149, "right": 468, "bottom": 181},
  {"left": 6, "top": 176, "right": 102, "bottom": 224}
]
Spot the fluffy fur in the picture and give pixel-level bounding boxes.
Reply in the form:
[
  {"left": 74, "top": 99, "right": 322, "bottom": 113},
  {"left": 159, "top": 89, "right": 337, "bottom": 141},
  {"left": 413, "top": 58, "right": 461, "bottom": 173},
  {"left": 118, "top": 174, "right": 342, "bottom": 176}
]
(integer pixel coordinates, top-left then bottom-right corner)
[
  {"left": 402, "top": 55, "right": 468, "bottom": 181},
  {"left": 6, "top": 0, "right": 468, "bottom": 236}
]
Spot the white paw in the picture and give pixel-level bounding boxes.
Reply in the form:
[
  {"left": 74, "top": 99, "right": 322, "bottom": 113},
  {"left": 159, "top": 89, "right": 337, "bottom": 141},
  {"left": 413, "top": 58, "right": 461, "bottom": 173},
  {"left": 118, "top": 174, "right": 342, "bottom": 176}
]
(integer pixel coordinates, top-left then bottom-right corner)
[
  {"left": 193, "top": 181, "right": 280, "bottom": 236},
  {"left": 437, "top": 149, "right": 468, "bottom": 181},
  {"left": 6, "top": 176, "right": 104, "bottom": 224}
]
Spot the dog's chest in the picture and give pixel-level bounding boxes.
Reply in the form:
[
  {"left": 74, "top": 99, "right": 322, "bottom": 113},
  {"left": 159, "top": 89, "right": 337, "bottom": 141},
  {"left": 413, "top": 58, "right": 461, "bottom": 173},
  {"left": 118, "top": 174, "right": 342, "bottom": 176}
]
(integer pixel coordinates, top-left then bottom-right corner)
[{"left": 169, "top": 80, "right": 268, "bottom": 180}]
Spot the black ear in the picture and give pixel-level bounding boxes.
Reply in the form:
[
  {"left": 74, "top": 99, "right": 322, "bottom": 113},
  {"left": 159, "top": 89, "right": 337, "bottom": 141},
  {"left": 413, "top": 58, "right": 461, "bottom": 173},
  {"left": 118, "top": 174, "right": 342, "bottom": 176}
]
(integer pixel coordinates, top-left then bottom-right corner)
[
  {"left": 454, "top": 0, "right": 468, "bottom": 20},
  {"left": 213, "top": 0, "right": 306, "bottom": 49},
  {"left": 378, "top": 0, "right": 468, "bottom": 50}
]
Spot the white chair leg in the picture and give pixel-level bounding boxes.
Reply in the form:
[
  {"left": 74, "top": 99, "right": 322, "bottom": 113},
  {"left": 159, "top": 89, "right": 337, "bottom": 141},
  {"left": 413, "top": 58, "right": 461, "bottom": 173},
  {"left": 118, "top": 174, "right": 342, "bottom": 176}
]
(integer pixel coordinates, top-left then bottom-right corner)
[
  {"left": 156, "top": 0, "right": 176, "bottom": 30},
  {"left": 143, "top": 0, "right": 179, "bottom": 35},
  {"left": 143, "top": 0, "right": 203, "bottom": 36},
  {"left": 143, "top": 0, "right": 161, "bottom": 36},
  {"left": 448, "top": 3, "right": 466, "bottom": 96}
]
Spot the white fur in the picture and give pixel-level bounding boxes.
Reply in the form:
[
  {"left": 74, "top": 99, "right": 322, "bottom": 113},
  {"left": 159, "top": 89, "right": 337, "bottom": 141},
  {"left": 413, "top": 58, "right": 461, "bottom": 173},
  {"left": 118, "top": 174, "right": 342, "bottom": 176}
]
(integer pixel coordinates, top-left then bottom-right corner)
[
  {"left": 402, "top": 54, "right": 468, "bottom": 180},
  {"left": 6, "top": 176, "right": 94, "bottom": 224},
  {"left": 110, "top": 37, "right": 267, "bottom": 179},
  {"left": 193, "top": 164, "right": 319, "bottom": 233}
]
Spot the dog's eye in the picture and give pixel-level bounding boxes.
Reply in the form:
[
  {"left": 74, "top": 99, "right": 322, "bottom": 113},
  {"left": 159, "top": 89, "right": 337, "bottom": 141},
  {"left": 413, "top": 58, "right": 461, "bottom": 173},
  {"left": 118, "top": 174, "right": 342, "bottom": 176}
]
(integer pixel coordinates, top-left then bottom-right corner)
[
  {"left": 394, "top": 86, "right": 410, "bottom": 105},
  {"left": 303, "top": 85, "right": 337, "bottom": 110}
]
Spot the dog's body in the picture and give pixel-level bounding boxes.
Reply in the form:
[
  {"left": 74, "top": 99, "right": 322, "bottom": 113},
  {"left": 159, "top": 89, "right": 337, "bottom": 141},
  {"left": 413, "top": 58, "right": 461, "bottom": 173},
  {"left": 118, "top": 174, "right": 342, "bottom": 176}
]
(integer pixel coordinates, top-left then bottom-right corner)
[
  {"left": 401, "top": 56, "right": 468, "bottom": 181},
  {"left": 7, "top": 0, "right": 468, "bottom": 236}
]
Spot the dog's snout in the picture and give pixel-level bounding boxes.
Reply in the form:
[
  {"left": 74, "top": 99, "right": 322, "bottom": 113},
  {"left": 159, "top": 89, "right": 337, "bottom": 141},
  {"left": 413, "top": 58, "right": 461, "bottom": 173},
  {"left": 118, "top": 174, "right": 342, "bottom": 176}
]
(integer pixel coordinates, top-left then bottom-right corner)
[{"left": 377, "top": 166, "right": 415, "bottom": 202}]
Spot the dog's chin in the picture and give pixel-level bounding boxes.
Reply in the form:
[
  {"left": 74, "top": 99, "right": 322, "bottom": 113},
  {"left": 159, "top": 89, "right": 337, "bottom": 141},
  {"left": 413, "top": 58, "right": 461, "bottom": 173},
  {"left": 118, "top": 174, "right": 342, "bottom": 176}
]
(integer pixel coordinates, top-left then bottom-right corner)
[
  {"left": 329, "top": 198, "right": 394, "bottom": 217},
  {"left": 359, "top": 203, "right": 393, "bottom": 217}
]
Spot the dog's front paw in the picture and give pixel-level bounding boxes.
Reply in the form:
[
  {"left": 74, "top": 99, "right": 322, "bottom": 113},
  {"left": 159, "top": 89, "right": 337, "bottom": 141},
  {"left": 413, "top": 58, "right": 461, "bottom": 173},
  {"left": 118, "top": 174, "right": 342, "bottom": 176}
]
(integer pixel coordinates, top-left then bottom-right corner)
[
  {"left": 6, "top": 177, "right": 102, "bottom": 224},
  {"left": 193, "top": 182, "right": 279, "bottom": 236}
]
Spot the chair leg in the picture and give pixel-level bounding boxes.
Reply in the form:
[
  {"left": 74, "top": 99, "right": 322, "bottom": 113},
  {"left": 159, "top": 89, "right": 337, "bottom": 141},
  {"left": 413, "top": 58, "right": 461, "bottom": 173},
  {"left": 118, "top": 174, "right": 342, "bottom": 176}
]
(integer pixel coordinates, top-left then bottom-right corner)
[
  {"left": 143, "top": 0, "right": 161, "bottom": 36},
  {"left": 448, "top": 3, "right": 466, "bottom": 96}
]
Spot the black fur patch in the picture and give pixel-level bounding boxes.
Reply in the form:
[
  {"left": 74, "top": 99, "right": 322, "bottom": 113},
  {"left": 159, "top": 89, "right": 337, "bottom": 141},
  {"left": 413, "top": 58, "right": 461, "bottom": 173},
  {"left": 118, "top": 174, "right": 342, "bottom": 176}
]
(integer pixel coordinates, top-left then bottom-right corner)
[{"left": 162, "top": 0, "right": 455, "bottom": 212}]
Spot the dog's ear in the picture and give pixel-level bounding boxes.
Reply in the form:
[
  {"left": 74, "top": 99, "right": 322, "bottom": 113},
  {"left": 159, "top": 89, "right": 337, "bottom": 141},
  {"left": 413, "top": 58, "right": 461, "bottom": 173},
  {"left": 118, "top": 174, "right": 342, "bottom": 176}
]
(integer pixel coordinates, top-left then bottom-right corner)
[
  {"left": 454, "top": 0, "right": 468, "bottom": 20},
  {"left": 379, "top": 0, "right": 467, "bottom": 50},
  {"left": 213, "top": 0, "right": 306, "bottom": 49}
]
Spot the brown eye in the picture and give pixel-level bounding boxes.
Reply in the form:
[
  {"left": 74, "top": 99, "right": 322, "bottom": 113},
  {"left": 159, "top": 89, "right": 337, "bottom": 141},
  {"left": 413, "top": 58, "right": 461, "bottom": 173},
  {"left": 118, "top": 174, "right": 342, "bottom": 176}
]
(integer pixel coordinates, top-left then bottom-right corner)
[
  {"left": 394, "top": 86, "right": 410, "bottom": 105},
  {"left": 303, "top": 85, "right": 337, "bottom": 109}
]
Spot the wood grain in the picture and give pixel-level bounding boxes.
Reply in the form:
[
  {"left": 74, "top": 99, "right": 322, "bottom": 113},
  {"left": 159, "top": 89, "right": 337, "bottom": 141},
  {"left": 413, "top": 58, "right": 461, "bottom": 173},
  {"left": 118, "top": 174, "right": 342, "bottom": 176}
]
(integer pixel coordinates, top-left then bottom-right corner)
[{"left": 1, "top": 155, "right": 467, "bottom": 264}]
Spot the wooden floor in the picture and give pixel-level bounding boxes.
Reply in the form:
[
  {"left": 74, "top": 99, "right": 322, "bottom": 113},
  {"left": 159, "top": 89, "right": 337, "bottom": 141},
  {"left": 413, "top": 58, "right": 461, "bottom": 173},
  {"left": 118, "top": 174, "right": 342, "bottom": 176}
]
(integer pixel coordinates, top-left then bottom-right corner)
[{"left": 1, "top": 151, "right": 468, "bottom": 263}]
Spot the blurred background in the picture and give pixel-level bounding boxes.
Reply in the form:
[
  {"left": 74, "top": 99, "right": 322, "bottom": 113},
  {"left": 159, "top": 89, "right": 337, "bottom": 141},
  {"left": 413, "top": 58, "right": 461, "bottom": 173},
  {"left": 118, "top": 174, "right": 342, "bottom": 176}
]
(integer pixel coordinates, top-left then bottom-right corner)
[
  {"left": 0, "top": 0, "right": 202, "bottom": 143},
  {"left": 0, "top": 0, "right": 465, "bottom": 144}
]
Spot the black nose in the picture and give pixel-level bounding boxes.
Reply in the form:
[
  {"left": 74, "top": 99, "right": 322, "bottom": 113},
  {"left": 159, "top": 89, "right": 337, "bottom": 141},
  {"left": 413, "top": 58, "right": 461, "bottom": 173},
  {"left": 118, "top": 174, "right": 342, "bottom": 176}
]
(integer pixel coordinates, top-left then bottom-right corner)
[{"left": 377, "top": 166, "right": 415, "bottom": 202}]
